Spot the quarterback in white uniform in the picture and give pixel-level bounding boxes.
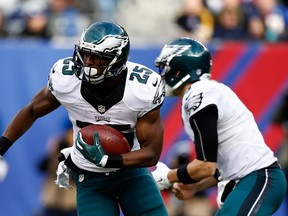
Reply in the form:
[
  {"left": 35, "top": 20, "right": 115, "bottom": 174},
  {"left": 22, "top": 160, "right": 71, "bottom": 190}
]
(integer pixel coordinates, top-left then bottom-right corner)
[
  {"left": 0, "top": 21, "right": 168, "bottom": 216},
  {"left": 181, "top": 79, "right": 276, "bottom": 181},
  {"left": 152, "top": 37, "right": 287, "bottom": 215}
]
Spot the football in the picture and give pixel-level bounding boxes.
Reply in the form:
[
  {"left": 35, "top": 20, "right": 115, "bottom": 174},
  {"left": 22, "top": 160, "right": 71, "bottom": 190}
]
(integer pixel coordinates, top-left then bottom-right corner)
[{"left": 79, "top": 124, "right": 131, "bottom": 155}]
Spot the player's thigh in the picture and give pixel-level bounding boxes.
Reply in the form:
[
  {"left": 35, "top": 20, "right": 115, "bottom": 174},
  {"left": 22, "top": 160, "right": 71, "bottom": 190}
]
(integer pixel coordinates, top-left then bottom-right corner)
[
  {"left": 217, "top": 168, "right": 287, "bottom": 216},
  {"left": 119, "top": 168, "right": 168, "bottom": 216},
  {"left": 256, "top": 168, "right": 287, "bottom": 215},
  {"left": 73, "top": 173, "right": 120, "bottom": 216},
  {"left": 76, "top": 183, "right": 120, "bottom": 216}
]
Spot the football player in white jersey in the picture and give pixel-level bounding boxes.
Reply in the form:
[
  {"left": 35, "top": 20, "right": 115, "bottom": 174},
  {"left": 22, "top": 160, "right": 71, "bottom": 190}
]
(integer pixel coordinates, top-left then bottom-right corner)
[
  {"left": 152, "top": 37, "right": 287, "bottom": 215},
  {"left": 0, "top": 21, "right": 168, "bottom": 216}
]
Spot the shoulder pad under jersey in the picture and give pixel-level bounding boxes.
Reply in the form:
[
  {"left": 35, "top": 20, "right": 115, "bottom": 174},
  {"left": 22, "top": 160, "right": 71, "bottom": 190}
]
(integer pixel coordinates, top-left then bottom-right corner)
[
  {"left": 183, "top": 80, "right": 220, "bottom": 117},
  {"left": 48, "top": 57, "right": 81, "bottom": 102},
  {"left": 124, "top": 61, "right": 165, "bottom": 111}
]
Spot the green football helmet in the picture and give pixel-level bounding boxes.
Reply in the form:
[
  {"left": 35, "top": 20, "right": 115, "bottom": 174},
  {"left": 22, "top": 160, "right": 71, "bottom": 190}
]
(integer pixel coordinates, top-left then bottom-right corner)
[
  {"left": 73, "top": 21, "right": 130, "bottom": 84},
  {"left": 155, "top": 37, "right": 212, "bottom": 96}
]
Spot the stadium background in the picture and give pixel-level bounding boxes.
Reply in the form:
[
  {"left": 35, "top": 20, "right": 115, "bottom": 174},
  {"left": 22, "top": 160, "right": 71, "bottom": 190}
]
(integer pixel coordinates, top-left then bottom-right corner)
[{"left": 0, "top": 40, "right": 287, "bottom": 216}]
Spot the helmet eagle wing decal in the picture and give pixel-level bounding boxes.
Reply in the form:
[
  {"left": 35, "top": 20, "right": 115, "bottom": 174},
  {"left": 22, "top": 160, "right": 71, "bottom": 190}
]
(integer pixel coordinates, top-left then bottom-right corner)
[
  {"left": 157, "top": 45, "right": 190, "bottom": 63},
  {"left": 92, "top": 35, "right": 129, "bottom": 55}
]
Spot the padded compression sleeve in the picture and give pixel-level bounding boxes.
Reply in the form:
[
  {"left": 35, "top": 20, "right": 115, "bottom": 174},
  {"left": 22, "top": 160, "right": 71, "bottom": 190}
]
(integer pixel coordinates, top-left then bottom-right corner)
[{"left": 189, "top": 104, "right": 218, "bottom": 162}]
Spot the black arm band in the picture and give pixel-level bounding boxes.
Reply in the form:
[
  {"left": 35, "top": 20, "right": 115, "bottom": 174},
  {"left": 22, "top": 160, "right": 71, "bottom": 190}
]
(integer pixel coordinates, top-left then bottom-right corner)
[
  {"left": 0, "top": 136, "right": 13, "bottom": 156},
  {"left": 177, "top": 164, "right": 199, "bottom": 184},
  {"left": 106, "top": 155, "right": 123, "bottom": 168},
  {"left": 213, "top": 168, "right": 221, "bottom": 182}
]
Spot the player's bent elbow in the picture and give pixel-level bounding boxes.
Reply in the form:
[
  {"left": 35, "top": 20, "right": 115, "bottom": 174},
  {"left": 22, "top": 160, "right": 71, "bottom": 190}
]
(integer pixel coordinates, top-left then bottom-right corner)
[
  {"left": 203, "top": 162, "right": 217, "bottom": 177},
  {"left": 146, "top": 152, "right": 161, "bottom": 167}
]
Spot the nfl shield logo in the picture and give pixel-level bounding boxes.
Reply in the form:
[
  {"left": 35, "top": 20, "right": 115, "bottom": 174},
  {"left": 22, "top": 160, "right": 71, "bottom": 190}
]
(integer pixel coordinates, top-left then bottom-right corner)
[
  {"left": 79, "top": 174, "right": 84, "bottom": 182},
  {"left": 98, "top": 105, "right": 106, "bottom": 114}
]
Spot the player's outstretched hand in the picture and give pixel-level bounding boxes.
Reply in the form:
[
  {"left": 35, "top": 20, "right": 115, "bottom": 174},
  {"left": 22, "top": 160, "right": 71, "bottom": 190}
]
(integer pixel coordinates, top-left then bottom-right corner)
[
  {"left": 152, "top": 162, "right": 172, "bottom": 190},
  {"left": 172, "top": 183, "right": 197, "bottom": 200},
  {"left": 76, "top": 132, "right": 106, "bottom": 167}
]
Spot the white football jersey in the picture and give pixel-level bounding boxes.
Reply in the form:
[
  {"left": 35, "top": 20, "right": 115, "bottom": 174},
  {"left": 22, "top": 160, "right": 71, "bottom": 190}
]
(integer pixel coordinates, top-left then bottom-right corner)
[
  {"left": 48, "top": 57, "right": 165, "bottom": 173},
  {"left": 181, "top": 79, "right": 277, "bottom": 180}
]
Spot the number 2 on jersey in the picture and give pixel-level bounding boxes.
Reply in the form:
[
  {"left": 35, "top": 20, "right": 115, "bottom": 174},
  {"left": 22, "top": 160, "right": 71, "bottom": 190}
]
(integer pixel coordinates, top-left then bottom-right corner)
[
  {"left": 62, "top": 58, "right": 74, "bottom": 75},
  {"left": 129, "top": 66, "right": 153, "bottom": 84}
]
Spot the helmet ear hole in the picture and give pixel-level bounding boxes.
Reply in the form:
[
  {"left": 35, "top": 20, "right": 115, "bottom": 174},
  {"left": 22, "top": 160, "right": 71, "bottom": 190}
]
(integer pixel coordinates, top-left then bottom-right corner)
[{"left": 175, "top": 71, "right": 181, "bottom": 78}]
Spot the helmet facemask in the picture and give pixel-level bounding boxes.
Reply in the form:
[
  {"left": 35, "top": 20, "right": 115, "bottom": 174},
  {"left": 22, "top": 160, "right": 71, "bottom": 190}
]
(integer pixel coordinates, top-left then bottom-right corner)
[
  {"left": 73, "top": 44, "right": 123, "bottom": 84},
  {"left": 161, "top": 65, "right": 192, "bottom": 97},
  {"left": 156, "top": 56, "right": 191, "bottom": 97}
]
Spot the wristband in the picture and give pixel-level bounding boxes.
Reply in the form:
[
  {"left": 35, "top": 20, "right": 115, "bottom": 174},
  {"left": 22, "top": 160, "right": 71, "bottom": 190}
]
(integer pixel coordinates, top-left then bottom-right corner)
[
  {"left": 0, "top": 136, "right": 13, "bottom": 156},
  {"left": 177, "top": 164, "right": 199, "bottom": 184},
  {"left": 105, "top": 155, "right": 123, "bottom": 168},
  {"left": 213, "top": 168, "right": 222, "bottom": 182}
]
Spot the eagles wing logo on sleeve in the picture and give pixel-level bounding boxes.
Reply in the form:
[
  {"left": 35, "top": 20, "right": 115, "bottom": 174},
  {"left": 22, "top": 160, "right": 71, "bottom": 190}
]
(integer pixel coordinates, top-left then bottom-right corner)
[
  {"left": 184, "top": 92, "right": 203, "bottom": 115},
  {"left": 91, "top": 35, "right": 129, "bottom": 55},
  {"left": 156, "top": 44, "right": 190, "bottom": 65},
  {"left": 153, "top": 78, "right": 165, "bottom": 104}
]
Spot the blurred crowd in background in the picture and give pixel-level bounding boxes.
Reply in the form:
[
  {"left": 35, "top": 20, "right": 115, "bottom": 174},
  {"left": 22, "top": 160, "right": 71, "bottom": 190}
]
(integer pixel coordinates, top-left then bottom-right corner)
[
  {"left": 0, "top": 1, "right": 287, "bottom": 216},
  {"left": 0, "top": 0, "right": 288, "bottom": 46}
]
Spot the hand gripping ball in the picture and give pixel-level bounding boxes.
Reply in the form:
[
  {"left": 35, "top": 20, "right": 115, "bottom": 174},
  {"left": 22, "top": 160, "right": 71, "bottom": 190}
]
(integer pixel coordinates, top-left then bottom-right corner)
[{"left": 79, "top": 124, "right": 131, "bottom": 154}]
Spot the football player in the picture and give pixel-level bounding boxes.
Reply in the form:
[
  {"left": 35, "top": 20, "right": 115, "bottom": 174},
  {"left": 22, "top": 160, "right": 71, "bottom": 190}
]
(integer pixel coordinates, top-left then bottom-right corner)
[
  {"left": 0, "top": 21, "right": 167, "bottom": 216},
  {"left": 152, "top": 37, "right": 287, "bottom": 215}
]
